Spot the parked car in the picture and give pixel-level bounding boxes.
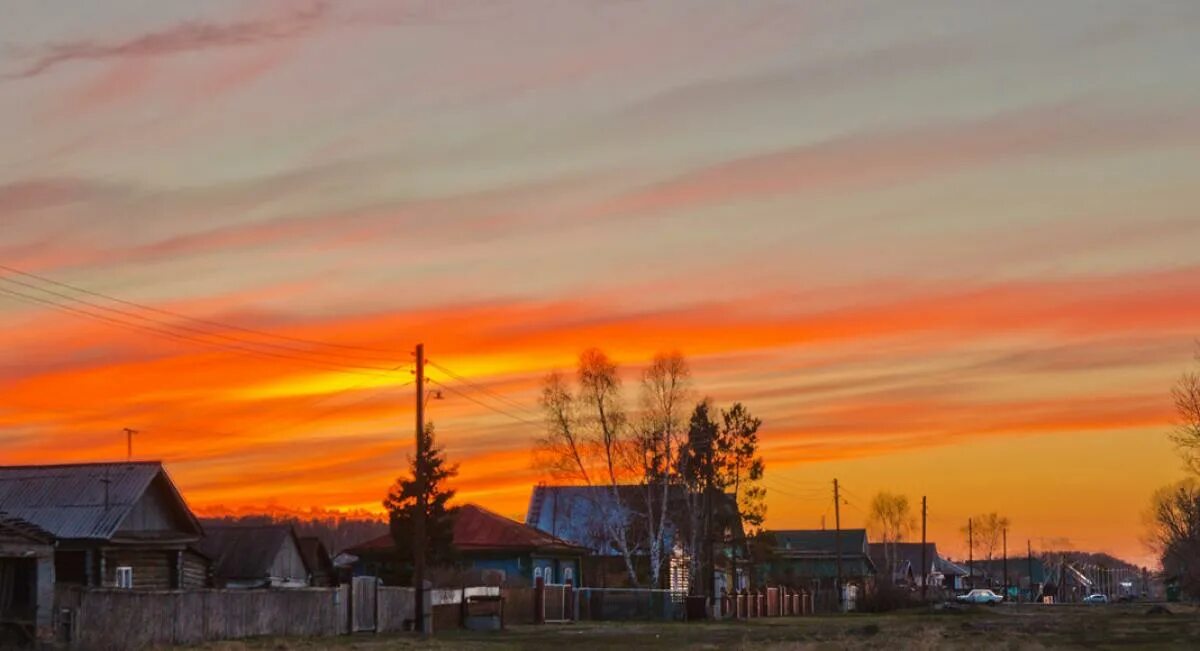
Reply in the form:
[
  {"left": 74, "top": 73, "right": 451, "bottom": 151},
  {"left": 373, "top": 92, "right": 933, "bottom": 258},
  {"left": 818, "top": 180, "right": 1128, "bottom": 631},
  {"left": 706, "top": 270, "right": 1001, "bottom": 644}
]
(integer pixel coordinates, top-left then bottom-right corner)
[
  {"left": 1083, "top": 594, "right": 1109, "bottom": 604},
  {"left": 956, "top": 589, "right": 1004, "bottom": 605}
]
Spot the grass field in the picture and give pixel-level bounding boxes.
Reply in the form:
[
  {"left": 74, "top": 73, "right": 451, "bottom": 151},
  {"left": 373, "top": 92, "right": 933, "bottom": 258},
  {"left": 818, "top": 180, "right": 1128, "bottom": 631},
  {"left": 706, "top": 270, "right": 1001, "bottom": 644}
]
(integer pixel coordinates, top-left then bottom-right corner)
[{"left": 187, "top": 603, "right": 1200, "bottom": 650}]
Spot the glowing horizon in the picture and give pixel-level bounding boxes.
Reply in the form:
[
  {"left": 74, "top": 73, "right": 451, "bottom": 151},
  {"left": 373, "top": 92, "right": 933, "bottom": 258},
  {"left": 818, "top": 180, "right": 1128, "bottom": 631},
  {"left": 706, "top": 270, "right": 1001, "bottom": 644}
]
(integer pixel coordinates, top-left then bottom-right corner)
[{"left": 4, "top": 1, "right": 1200, "bottom": 568}]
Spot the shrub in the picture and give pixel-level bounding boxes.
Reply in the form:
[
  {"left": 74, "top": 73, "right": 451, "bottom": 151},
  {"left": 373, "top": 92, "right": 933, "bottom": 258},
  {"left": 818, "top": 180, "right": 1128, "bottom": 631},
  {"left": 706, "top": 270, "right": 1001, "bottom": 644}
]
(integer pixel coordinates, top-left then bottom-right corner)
[{"left": 857, "top": 582, "right": 914, "bottom": 613}]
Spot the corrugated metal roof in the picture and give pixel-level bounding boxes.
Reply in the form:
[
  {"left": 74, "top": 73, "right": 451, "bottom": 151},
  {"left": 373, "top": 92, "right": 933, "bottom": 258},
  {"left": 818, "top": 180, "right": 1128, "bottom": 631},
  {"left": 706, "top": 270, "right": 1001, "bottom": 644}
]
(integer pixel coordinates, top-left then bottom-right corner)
[
  {"left": 0, "top": 461, "right": 165, "bottom": 540},
  {"left": 771, "top": 529, "right": 870, "bottom": 557},
  {"left": 525, "top": 485, "right": 742, "bottom": 556},
  {"left": 345, "top": 504, "right": 589, "bottom": 556},
  {"left": 455, "top": 504, "right": 588, "bottom": 553}
]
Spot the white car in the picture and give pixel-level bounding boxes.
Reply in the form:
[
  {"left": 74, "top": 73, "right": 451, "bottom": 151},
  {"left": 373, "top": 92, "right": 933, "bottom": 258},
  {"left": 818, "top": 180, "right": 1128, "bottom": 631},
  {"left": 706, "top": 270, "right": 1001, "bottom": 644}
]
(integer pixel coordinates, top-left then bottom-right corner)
[
  {"left": 956, "top": 589, "right": 1004, "bottom": 605},
  {"left": 1083, "top": 594, "right": 1109, "bottom": 604}
]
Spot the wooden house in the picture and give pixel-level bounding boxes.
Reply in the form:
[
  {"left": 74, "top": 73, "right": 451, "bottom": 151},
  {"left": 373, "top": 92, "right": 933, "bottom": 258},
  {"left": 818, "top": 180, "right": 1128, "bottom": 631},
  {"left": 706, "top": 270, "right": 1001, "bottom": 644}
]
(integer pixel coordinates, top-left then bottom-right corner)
[
  {"left": 346, "top": 504, "right": 588, "bottom": 586},
  {"left": 525, "top": 485, "right": 749, "bottom": 591},
  {"left": 0, "top": 462, "right": 208, "bottom": 591},
  {"left": 197, "top": 524, "right": 310, "bottom": 589},
  {"left": 757, "top": 529, "right": 876, "bottom": 608},
  {"left": 868, "top": 542, "right": 964, "bottom": 589}
]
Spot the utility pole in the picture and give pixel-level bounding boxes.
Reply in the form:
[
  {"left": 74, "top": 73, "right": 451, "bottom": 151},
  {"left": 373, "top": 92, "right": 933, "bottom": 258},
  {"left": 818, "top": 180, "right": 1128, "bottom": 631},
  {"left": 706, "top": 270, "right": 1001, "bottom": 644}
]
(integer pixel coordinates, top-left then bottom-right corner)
[
  {"left": 1027, "top": 540, "right": 1034, "bottom": 603},
  {"left": 123, "top": 428, "right": 138, "bottom": 461},
  {"left": 833, "top": 479, "right": 842, "bottom": 609},
  {"left": 1002, "top": 527, "right": 1009, "bottom": 598},
  {"left": 413, "top": 343, "right": 427, "bottom": 636},
  {"left": 968, "top": 518, "right": 974, "bottom": 585},
  {"left": 920, "top": 496, "right": 928, "bottom": 602}
]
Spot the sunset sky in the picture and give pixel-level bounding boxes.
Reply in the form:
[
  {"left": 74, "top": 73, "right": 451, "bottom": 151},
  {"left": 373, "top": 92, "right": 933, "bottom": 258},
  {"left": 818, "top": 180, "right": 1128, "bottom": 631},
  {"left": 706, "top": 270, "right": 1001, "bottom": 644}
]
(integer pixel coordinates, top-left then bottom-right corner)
[{"left": 3, "top": 1, "right": 1200, "bottom": 567}]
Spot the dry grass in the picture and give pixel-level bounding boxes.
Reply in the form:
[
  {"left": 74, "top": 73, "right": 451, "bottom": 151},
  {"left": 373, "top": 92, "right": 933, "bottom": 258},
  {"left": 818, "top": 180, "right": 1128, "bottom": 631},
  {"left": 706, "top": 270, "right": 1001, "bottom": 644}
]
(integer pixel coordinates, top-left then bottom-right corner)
[{"left": 177, "top": 603, "right": 1200, "bottom": 650}]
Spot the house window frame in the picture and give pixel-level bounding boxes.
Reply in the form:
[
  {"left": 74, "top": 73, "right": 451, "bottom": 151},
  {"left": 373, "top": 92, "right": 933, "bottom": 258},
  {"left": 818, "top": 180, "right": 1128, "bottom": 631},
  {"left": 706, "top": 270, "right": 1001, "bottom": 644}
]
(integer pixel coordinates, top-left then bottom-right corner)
[{"left": 115, "top": 566, "right": 134, "bottom": 589}]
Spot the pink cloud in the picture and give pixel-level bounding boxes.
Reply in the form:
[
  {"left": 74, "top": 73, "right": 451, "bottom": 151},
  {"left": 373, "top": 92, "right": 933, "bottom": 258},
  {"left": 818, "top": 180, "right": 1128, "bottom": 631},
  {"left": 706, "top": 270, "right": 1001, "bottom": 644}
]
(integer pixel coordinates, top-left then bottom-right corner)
[{"left": 5, "top": 1, "right": 329, "bottom": 80}]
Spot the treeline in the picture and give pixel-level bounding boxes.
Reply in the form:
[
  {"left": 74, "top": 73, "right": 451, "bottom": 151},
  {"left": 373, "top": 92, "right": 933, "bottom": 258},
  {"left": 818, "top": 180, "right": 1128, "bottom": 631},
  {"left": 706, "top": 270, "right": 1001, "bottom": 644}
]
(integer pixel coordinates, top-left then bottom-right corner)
[{"left": 200, "top": 513, "right": 387, "bottom": 554}]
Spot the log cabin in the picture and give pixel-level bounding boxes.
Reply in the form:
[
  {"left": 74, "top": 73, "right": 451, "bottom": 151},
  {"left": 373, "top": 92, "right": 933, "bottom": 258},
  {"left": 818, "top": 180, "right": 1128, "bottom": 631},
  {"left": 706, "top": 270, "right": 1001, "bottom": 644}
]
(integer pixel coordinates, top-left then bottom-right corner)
[{"left": 0, "top": 461, "right": 209, "bottom": 591}]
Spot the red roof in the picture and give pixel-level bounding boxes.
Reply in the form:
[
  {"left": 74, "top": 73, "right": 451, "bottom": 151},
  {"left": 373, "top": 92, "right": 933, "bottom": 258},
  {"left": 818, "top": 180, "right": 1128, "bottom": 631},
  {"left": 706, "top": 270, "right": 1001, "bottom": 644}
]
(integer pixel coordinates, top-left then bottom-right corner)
[
  {"left": 454, "top": 504, "right": 584, "bottom": 553},
  {"left": 345, "top": 504, "right": 586, "bottom": 556}
]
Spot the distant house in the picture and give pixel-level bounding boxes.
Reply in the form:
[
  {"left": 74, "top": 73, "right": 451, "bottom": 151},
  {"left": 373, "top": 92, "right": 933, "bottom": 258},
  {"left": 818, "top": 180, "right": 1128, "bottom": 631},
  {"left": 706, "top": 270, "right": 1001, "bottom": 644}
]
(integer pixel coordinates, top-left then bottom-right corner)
[
  {"left": 0, "top": 462, "right": 208, "bottom": 592},
  {"left": 525, "top": 484, "right": 748, "bottom": 591},
  {"left": 346, "top": 504, "right": 589, "bottom": 586},
  {"left": 967, "top": 557, "right": 1048, "bottom": 598},
  {"left": 867, "top": 542, "right": 968, "bottom": 591},
  {"left": 758, "top": 529, "right": 876, "bottom": 599},
  {"left": 197, "top": 525, "right": 310, "bottom": 589}
]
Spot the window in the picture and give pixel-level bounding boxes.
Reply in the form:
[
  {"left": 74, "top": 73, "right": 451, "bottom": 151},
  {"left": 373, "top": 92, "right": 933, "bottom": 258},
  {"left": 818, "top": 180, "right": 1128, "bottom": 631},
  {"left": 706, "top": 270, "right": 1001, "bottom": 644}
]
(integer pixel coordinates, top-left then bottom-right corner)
[
  {"left": 115, "top": 566, "right": 133, "bottom": 589},
  {"left": 533, "top": 567, "right": 543, "bottom": 582},
  {"left": 563, "top": 567, "right": 574, "bottom": 584}
]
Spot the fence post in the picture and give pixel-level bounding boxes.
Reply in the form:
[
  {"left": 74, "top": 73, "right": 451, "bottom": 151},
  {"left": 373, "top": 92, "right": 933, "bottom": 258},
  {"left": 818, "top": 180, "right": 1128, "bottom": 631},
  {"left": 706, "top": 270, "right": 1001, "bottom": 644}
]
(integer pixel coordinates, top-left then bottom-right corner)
[
  {"left": 534, "top": 577, "right": 546, "bottom": 625},
  {"left": 565, "top": 579, "right": 574, "bottom": 622}
]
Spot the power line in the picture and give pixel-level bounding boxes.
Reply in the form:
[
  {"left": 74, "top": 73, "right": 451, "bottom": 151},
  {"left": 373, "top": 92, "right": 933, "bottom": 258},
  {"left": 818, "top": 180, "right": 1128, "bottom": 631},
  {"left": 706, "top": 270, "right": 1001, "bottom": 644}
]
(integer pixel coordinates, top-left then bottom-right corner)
[
  {"left": 426, "top": 377, "right": 541, "bottom": 426},
  {"left": 0, "top": 274, "right": 400, "bottom": 373},
  {"left": 426, "top": 359, "right": 539, "bottom": 417},
  {"left": 0, "top": 283, "right": 402, "bottom": 378},
  {"left": 0, "top": 263, "right": 403, "bottom": 357},
  {"left": 149, "top": 376, "right": 416, "bottom": 457}
]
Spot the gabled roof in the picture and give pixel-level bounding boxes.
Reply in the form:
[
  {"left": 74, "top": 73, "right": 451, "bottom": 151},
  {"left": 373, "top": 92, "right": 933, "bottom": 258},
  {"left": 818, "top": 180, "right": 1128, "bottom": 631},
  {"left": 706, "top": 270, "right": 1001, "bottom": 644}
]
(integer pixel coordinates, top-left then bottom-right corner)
[
  {"left": 525, "top": 484, "right": 743, "bottom": 555},
  {"left": 936, "top": 556, "right": 970, "bottom": 577},
  {"left": 770, "top": 529, "right": 870, "bottom": 558},
  {"left": 0, "top": 512, "right": 53, "bottom": 544},
  {"left": 455, "top": 504, "right": 587, "bottom": 554},
  {"left": 298, "top": 536, "right": 334, "bottom": 575},
  {"left": 868, "top": 543, "right": 940, "bottom": 574},
  {"left": 345, "top": 503, "right": 588, "bottom": 557},
  {"left": 968, "top": 557, "right": 1048, "bottom": 583},
  {"left": 0, "top": 461, "right": 202, "bottom": 541},
  {"left": 197, "top": 524, "right": 301, "bottom": 580}
]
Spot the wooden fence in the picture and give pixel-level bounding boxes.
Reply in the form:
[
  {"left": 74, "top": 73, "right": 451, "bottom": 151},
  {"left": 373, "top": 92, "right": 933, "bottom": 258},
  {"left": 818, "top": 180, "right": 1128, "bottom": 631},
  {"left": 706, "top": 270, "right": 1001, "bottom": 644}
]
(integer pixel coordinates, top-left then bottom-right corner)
[{"left": 56, "top": 585, "right": 351, "bottom": 649}]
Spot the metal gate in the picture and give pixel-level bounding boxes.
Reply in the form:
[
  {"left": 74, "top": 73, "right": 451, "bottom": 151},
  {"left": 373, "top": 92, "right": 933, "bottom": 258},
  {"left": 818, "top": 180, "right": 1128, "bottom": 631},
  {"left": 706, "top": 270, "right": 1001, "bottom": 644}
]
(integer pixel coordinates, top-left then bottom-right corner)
[
  {"left": 352, "top": 576, "right": 379, "bottom": 632},
  {"left": 543, "top": 583, "right": 572, "bottom": 623}
]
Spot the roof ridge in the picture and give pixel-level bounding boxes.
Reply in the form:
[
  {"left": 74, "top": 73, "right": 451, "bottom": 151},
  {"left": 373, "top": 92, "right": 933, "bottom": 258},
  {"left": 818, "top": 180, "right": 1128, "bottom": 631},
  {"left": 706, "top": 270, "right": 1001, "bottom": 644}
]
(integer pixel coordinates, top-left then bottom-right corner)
[{"left": 0, "top": 460, "right": 164, "bottom": 470}]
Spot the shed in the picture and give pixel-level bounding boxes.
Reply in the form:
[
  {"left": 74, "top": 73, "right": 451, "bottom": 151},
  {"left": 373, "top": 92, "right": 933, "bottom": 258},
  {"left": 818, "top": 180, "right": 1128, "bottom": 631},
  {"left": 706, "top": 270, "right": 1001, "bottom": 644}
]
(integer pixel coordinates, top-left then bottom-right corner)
[
  {"left": 0, "top": 513, "right": 54, "bottom": 645},
  {"left": 298, "top": 536, "right": 337, "bottom": 586},
  {"left": 197, "top": 524, "right": 309, "bottom": 589}
]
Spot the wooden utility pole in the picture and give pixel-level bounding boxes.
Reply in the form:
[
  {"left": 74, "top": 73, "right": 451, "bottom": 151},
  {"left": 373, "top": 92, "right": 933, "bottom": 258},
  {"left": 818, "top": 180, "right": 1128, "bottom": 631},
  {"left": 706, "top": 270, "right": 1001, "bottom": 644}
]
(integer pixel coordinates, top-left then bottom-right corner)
[
  {"left": 967, "top": 518, "right": 973, "bottom": 585},
  {"left": 833, "top": 479, "right": 842, "bottom": 608},
  {"left": 123, "top": 428, "right": 138, "bottom": 461},
  {"left": 1027, "top": 540, "right": 1034, "bottom": 602},
  {"left": 920, "top": 496, "right": 928, "bottom": 601},
  {"left": 1002, "top": 527, "right": 1009, "bottom": 598},
  {"left": 413, "top": 343, "right": 427, "bottom": 635}
]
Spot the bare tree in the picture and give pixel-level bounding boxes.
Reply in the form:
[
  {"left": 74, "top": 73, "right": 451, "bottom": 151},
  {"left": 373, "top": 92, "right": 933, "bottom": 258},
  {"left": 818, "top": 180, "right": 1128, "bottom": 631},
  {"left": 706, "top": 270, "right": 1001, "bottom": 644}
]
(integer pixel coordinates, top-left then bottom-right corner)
[
  {"left": 867, "top": 491, "right": 914, "bottom": 577},
  {"left": 635, "top": 351, "right": 690, "bottom": 588},
  {"left": 962, "top": 512, "right": 1010, "bottom": 570},
  {"left": 1171, "top": 370, "right": 1200, "bottom": 476},
  {"left": 1145, "top": 480, "right": 1200, "bottom": 598},
  {"left": 537, "top": 350, "right": 640, "bottom": 585}
]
